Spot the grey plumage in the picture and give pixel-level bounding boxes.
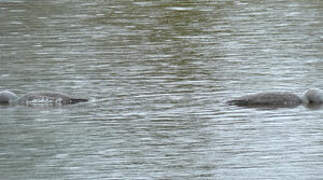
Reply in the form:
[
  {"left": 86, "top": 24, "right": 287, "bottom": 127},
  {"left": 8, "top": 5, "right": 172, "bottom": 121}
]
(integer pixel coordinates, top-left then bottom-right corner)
[
  {"left": 227, "top": 89, "right": 323, "bottom": 108},
  {"left": 0, "top": 90, "right": 88, "bottom": 106},
  {"left": 227, "top": 92, "right": 302, "bottom": 107}
]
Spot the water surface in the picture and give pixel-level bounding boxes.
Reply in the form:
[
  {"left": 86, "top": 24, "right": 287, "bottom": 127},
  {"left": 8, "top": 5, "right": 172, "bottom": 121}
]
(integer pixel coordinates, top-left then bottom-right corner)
[{"left": 1, "top": 0, "right": 323, "bottom": 179}]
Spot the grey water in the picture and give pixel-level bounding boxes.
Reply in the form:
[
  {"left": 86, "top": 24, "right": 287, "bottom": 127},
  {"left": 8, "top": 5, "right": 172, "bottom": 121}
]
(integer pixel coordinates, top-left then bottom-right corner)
[{"left": 1, "top": 0, "right": 323, "bottom": 179}]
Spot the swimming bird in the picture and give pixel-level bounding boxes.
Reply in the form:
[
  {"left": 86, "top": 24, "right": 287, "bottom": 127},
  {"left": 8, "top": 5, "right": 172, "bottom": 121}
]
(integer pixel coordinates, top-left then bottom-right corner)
[
  {"left": 0, "top": 90, "right": 88, "bottom": 106},
  {"left": 227, "top": 89, "right": 323, "bottom": 108}
]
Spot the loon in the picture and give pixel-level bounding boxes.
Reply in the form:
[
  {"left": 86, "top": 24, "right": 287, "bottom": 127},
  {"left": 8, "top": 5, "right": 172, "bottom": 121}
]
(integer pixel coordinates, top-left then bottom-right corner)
[
  {"left": 227, "top": 89, "right": 323, "bottom": 108},
  {"left": 0, "top": 90, "right": 88, "bottom": 106}
]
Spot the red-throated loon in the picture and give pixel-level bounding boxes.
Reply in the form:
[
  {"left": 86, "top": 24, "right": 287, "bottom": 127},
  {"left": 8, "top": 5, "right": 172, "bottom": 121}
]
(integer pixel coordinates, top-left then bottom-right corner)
[
  {"left": 0, "top": 90, "right": 88, "bottom": 106},
  {"left": 227, "top": 89, "right": 323, "bottom": 108}
]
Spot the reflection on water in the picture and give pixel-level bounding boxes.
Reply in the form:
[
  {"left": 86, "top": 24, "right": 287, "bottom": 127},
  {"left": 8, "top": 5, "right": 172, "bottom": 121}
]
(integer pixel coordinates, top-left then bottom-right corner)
[{"left": 1, "top": 0, "right": 323, "bottom": 179}]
